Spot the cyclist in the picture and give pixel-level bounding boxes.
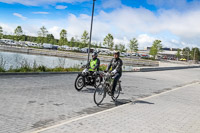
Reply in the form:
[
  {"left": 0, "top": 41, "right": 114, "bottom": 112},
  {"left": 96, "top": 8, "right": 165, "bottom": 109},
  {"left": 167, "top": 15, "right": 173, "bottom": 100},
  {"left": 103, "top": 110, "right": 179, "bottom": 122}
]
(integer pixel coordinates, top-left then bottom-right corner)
[{"left": 106, "top": 51, "right": 123, "bottom": 96}]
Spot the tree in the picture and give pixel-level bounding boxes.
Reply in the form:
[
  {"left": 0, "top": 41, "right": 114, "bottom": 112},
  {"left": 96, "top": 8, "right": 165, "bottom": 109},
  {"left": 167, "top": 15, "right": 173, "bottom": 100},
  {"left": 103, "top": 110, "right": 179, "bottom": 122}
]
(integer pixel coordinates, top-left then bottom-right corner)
[
  {"left": 119, "top": 43, "right": 125, "bottom": 52},
  {"left": 129, "top": 38, "right": 138, "bottom": 53},
  {"left": 149, "top": 40, "right": 162, "bottom": 59},
  {"left": 14, "top": 26, "right": 23, "bottom": 41},
  {"left": 0, "top": 26, "right": 3, "bottom": 39},
  {"left": 69, "top": 37, "right": 75, "bottom": 47},
  {"left": 176, "top": 49, "right": 182, "bottom": 60},
  {"left": 103, "top": 33, "right": 114, "bottom": 50},
  {"left": 182, "top": 47, "right": 190, "bottom": 61},
  {"left": 115, "top": 44, "right": 119, "bottom": 51},
  {"left": 191, "top": 47, "right": 200, "bottom": 63},
  {"left": 81, "top": 30, "right": 89, "bottom": 48},
  {"left": 46, "top": 34, "right": 55, "bottom": 44},
  {"left": 38, "top": 26, "right": 48, "bottom": 44},
  {"left": 59, "top": 29, "right": 68, "bottom": 46}
]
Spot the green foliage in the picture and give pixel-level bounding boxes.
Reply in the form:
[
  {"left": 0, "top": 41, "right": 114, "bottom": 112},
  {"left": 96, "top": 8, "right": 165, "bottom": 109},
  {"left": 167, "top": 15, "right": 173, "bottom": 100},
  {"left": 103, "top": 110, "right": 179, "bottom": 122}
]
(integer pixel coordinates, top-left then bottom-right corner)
[
  {"left": 14, "top": 26, "right": 23, "bottom": 36},
  {"left": 45, "top": 34, "right": 55, "bottom": 44},
  {"left": 0, "top": 55, "right": 6, "bottom": 72},
  {"left": 129, "top": 38, "right": 138, "bottom": 53},
  {"left": 99, "top": 64, "right": 107, "bottom": 71},
  {"left": 149, "top": 40, "right": 162, "bottom": 59},
  {"left": 81, "top": 30, "right": 89, "bottom": 48},
  {"left": 115, "top": 44, "right": 119, "bottom": 50},
  {"left": 190, "top": 47, "right": 200, "bottom": 61},
  {"left": 103, "top": 33, "right": 114, "bottom": 50},
  {"left": 176, "top": 49, "right": 182, "bottom": 59},
  {"left": 59, "top": 29, "right": 68, "bottom": 46},
  {"left": 14, "top": 26, "right": 23, "bottom": 41},
  {"left": 118, "top": 43, "right": 126, "bottom": 52},
  {"left": 38, "top": 26, "right": 48, "bottom": 44},
  {"left": 182, "top": 47, "right": 190, "bottom": 60}
]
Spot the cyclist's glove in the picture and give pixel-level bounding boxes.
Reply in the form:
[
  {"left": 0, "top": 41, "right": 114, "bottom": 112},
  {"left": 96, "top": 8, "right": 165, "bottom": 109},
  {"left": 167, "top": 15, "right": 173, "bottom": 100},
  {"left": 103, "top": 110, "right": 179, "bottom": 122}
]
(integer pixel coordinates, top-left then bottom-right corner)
[{"left": 111, "top": 69, "right": 117, "bottom": 74}]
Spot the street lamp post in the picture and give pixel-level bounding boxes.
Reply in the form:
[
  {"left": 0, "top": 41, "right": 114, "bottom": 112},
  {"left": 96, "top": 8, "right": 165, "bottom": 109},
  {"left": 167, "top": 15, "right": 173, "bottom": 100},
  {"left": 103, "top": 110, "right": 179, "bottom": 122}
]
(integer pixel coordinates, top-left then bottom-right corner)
[{"left": 87, "top": 0, "right": 96, "bottom": 64}]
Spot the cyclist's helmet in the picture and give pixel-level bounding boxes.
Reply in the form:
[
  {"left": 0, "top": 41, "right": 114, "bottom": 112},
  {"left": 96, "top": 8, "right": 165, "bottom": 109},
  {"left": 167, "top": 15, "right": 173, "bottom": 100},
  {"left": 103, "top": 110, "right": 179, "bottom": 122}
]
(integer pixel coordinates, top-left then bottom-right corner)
[{"left": 113, "top": 51, "right": 120, "bottom": 56}]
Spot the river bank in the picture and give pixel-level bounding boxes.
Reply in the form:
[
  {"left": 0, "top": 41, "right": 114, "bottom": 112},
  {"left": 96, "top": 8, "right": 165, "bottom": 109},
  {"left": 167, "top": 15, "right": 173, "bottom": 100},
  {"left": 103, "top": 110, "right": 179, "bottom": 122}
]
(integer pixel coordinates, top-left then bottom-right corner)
[{"left": 0, "top": 44, "right": 159, "bottom": 67}]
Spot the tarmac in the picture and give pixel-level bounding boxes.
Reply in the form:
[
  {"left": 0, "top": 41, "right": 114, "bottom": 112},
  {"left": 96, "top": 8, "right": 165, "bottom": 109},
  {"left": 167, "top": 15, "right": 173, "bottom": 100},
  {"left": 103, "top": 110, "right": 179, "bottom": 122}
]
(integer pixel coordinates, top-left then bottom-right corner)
[
  {"left": 28, "top": 80, "right": 200, "bottom": 133},
  {"left": 1, "top": 63, "right": 200, "bottom": 133}
]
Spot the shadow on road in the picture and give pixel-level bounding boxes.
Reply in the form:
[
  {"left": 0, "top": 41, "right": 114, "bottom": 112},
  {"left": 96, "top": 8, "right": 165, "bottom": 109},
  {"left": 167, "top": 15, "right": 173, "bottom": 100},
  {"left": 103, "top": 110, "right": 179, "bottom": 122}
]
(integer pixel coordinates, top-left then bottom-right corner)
[
  {"left": 80, "top": 87, "right": 95, "bottom": 93},
  {"left": 115, "top": 99, "right": 132, "bottom": 106},
  {"left": 132, "top": 100, "right": 154, "bottom": 105}
]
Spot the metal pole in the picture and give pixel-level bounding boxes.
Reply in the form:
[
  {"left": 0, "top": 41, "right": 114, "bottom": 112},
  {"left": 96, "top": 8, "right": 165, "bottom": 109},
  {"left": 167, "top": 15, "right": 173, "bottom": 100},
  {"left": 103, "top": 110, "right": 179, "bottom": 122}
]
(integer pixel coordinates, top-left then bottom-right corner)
[{"left": 87, "top": 0, "right": 96, "bottom": 64}]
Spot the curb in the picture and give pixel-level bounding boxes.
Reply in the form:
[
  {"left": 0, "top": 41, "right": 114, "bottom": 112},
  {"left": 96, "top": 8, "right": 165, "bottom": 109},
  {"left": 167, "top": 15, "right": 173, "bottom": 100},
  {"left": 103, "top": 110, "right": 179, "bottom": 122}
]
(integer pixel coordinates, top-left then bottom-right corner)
[
  {"left": 0, "top": 66, "right": 199, "bottom": 75},
  {"left": 0, "top": 71, "right": 80, "bottom": 76},
  {"left": 132, "top": 65, "right": 200, "bottom": 72}
]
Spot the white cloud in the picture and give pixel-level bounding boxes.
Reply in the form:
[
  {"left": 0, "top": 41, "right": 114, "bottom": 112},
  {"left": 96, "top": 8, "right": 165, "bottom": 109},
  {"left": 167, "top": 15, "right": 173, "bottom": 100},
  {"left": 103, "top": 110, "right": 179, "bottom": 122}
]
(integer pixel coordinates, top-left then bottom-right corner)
[
  {"left": 137, "top": 34, "right": 156, "bottom": 49},
  {"left": 32, "top": 12, "right": 49, "bottom": 14},
  {"left": 0, "top": 0, "right": 90, "bottom": 6},
  {"left": 0, "top": 23, "right": 15, "bottom": 35},
  {"left": 56, "top": 5, "right": 68, "bottom": 10},
  {"left": 2, "top": 5, "right": 200, "bottom": 49},
  {"left": 48, "top": 26, "right": 63, "bottom": 39},
  {"left": 13, "top": 13, "right": 27, "bottom": 20}
]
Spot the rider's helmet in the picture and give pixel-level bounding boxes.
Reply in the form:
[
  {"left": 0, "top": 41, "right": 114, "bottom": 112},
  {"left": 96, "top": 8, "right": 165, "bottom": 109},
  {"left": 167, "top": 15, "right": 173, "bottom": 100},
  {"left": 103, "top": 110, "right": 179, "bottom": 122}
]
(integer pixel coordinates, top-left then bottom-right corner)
[
  {"left": 92, "top": 52, "right": 98, "bottom": 59},
  {"left": 113, "top": 51, "right": 120, "bottom": 56}
]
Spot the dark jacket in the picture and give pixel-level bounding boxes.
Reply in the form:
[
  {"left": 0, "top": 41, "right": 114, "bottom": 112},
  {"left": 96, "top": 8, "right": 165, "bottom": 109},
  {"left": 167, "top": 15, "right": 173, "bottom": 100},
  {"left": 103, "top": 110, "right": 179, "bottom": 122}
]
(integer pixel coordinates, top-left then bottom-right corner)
[
  {"left": 106, "top": 58, "right": 123, "bottom": 74},
  {"left": 87, "top": 58, "right": 100, "bottom": 71}
]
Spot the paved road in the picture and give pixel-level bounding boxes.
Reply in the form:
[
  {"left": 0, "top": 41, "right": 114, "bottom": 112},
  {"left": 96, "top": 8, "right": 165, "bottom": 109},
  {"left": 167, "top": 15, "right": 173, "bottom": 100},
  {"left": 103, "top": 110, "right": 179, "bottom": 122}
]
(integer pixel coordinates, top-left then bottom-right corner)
[
  {"left": 0, "top": 68, "right": 200, "bottom": 133},
  {"left": 33, "top": 80, "right": 200, "bottom": 133}
]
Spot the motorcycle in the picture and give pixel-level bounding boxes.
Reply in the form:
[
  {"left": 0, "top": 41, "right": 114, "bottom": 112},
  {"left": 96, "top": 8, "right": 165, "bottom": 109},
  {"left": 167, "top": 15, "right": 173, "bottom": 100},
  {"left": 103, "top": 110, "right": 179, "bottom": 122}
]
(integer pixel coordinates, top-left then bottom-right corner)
[{"left": 74, "top": 65, "right": 102, "bottom": 91}]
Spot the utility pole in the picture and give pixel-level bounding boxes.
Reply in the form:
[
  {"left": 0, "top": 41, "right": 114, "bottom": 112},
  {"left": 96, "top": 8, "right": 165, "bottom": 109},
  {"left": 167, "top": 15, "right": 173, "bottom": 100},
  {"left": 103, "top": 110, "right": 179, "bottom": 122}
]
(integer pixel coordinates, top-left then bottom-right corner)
[{"left": 87, "top": 0, "right": 96, "bottom": 64}]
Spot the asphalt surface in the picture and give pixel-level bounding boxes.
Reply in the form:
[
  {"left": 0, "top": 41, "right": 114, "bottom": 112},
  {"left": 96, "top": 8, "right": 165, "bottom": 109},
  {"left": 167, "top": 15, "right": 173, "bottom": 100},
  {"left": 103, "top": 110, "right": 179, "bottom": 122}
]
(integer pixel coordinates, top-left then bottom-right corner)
[{"left": 0, "top": 68, "right": 200, "bottom": 133}]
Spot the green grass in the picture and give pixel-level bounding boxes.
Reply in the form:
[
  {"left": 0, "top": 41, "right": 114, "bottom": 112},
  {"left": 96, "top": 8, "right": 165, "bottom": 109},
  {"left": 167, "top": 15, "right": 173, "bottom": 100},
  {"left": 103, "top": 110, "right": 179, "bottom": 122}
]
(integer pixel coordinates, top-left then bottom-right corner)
[
  {"left": 0, "top": 64, "right": 108, "bottom": 73},
  {"left": 3, "top": 65, "right": 84, "bottom": 73}
]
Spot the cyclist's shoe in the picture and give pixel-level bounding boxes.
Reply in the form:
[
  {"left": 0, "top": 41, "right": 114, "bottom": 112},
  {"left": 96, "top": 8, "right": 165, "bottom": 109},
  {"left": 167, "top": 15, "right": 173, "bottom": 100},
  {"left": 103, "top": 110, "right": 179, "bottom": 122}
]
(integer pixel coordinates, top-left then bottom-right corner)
[
  {"left": 108, "top": 90, "right": 114, "bottom": 96},
  {"left": 110, "top": 90, "right": 114, "bottom": 96}
]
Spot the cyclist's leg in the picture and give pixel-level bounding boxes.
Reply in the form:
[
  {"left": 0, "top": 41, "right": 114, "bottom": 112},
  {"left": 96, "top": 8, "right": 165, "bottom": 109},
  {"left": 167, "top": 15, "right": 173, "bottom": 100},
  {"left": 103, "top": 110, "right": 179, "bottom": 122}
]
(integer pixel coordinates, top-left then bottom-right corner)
[{"left": 111, "top": 73, "right": 121, "bottom": 95}]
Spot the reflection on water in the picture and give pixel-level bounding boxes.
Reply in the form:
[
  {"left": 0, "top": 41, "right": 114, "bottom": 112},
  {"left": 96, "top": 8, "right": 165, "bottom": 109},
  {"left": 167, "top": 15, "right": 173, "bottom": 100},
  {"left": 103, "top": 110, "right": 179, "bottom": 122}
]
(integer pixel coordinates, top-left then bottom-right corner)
[{"left": 0, "top": 51, "right": 134, "bottom": 71}]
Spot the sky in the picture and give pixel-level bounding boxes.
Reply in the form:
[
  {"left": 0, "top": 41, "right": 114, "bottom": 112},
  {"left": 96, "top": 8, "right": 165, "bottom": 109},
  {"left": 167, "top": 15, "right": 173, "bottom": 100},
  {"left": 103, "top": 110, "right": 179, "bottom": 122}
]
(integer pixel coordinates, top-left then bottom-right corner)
[{"left": 0, "top": 0, "right": 200, "bottom": 49}]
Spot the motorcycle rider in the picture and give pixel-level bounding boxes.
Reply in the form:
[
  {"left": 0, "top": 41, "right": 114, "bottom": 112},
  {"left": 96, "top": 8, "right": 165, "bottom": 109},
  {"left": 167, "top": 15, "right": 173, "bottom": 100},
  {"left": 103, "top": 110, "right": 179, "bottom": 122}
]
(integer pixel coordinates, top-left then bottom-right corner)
[
  {"left": 87, "top": 52, "right": 100, "bottom": 71},
  {"left": 106, "top": 51, "right": 123, "bottom": 96},
  {"left": 85, "top": 52, "right": 100, "bottom": 85}
]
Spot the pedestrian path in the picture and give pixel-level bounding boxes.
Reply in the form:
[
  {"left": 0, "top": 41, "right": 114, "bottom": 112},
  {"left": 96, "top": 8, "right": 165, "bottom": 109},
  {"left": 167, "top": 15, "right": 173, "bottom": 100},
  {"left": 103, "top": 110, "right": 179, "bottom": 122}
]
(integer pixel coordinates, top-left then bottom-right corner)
[{"left": 29, "top": 81, "right": 200, "bottom": 133}]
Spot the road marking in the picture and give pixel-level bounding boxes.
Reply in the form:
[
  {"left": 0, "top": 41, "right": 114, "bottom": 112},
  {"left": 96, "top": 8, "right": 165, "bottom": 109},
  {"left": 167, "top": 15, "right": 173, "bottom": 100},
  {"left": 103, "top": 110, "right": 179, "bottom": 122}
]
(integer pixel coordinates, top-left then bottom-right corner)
[{"left": 28, "top": 81, "right": 200, "bottom": 133}]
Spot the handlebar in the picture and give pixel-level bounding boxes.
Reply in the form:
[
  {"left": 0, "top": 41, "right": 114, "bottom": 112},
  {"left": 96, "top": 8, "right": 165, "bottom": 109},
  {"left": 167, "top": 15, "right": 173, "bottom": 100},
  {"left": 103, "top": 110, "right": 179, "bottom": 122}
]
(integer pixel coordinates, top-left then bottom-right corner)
[{"left": 81, "top": 65, "right": 91, "bottom": 69}]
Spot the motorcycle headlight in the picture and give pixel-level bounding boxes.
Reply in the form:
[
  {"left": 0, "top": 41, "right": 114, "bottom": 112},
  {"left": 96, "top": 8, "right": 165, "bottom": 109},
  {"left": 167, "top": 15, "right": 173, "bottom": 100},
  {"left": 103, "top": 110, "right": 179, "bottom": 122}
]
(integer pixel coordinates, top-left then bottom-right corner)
[{"left": 82, "top": 68, "right": 88, "bottom": 75}]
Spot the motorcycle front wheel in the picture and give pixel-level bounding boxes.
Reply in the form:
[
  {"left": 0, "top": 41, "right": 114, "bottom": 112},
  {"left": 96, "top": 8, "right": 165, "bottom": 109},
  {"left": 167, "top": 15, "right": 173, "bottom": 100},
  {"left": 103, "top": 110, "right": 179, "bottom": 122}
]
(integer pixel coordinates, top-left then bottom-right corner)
[{"left": 74, "top": 75, "right": 85, "bottom": 91}]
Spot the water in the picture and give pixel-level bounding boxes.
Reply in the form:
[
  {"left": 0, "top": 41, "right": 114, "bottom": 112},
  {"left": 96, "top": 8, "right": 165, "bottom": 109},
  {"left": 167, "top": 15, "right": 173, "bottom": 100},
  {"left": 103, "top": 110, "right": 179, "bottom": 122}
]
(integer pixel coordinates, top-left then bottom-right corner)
[{"left": 0, "top": 51, "right": 134, "bottom": 71}]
